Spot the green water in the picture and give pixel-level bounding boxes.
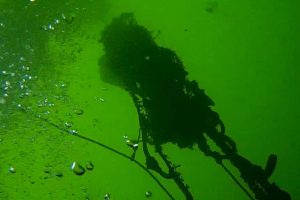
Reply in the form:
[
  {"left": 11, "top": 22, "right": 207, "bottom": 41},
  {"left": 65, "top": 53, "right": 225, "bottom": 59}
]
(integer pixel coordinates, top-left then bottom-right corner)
[{"left": 0, "top": 0, "right": 299, "bottom": 199}]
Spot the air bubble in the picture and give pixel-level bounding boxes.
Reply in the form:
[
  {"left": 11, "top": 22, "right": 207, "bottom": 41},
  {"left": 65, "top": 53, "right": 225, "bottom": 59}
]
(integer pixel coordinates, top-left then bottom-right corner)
[
  {"left": 0, "top": 98, "right": 5, "bottom": 104},
  {"left": 73, "top": 108, "right": 84, "bottom": 115},
  {"left": 69, "top": 129, "right": 78, "bottom": 135},
  {"left": 64, "top": 121, "right": 73, "bottom": 128},
  {"left": 104, "top": 193, "right": 111, "bottom": 200},
  {"left": 70, "top": 162, "right": 85, "bottom": 176},
  {"left": 54, "top": 19, "right": 60, "bottom": 24},
  {"left": 9, "top": 166, "right": 16, "bottom": 173},
  {"left": 48, "top": 24, "right": 54, "bottom": 30}
]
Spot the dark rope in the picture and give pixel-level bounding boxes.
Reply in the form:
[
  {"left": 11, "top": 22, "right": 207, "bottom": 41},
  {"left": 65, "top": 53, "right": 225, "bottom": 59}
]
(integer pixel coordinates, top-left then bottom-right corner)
[
  {"left": 18, "top": 108, "right": 175, "bottom": 200},
  {"left": 219, "top": 162, "right": 255, "bottom": 200}
]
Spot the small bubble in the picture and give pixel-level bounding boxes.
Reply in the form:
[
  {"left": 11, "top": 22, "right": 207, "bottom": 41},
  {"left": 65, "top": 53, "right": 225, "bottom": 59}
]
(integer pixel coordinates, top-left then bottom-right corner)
[
  {"left": 64, "top": 121, "right": 73, "bottom": 128},
  {"left": 70, "top": 162, "right": 85, "bottom": 176},
  {"left": 95, "top": 97, "right": 105, "bottom": 102},
  {"left": 5, "top": 81, "right": 11, "bottom": 87},
  {"left": 104, "top": 193, "right": 111, "bottom": 200},
  {"left": 145, "top": 191, "right": 152, "bottom": 198},
  {"left": 9, "top": 64, "right": 15, "bottom": 68},
  {"left": 0, "top": 98, "right": 5, "bottom": 104},
  {"left": 48, "top": 24, "right": 54, "bottom": 30},
  {"left": 85, "top": 161, "right": 94, "bottom": 171},
  {"left": 61, "top": 13, "right": 66, "bottom": 20},
  {"left": 74, "top": 108, "right": 84, "bottom": 115},
  {"left": 41, "top": 25, "right": 48, "bottom": 31},
  {"left": 44, "top": 110, "right": 50, "bottom": 115},
  {"left": 54, "top": 19, "right": 60, "bottom": 24},
  {"left": 69, "top": 129, "right": 78, "bottom": 135},
  {"left": 9, "top": 166, "right": 16, "bottom": 173}
]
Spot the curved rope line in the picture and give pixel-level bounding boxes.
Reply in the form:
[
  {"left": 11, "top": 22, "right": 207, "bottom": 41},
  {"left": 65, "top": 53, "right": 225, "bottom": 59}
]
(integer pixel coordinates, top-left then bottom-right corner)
[{"left": 19, "top": 108, "right": 175, "bottom": 199}]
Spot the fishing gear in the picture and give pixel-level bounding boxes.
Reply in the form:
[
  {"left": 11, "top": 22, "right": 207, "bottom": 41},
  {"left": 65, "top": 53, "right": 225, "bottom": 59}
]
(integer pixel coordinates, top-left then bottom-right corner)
[{"left": 99, "top": 12, "right": 292, "bottom": 200}]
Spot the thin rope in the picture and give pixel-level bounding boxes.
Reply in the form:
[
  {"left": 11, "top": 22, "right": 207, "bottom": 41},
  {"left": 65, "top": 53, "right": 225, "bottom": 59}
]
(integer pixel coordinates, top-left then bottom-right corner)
[
  {"left": 219, "top": 162, "right": 255, "bottom": 200},
  {"left": 19, "top": 108, "right": 175, "bottom": 199}
]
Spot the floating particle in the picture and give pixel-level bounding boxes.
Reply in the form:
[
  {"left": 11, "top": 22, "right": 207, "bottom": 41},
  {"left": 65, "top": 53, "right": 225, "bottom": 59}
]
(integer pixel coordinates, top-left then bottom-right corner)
[
  {"left": 205, "top": 1, "right": 218, "bottom": 13},
  {"left": 85, "top": 161, "right": 94, "bottom": 171},
  {"left": 70, "top": 162, "right": 85, "bottom": 176},
  {"left": 43, "top": 168, "right": 51, "bottom": 174}
]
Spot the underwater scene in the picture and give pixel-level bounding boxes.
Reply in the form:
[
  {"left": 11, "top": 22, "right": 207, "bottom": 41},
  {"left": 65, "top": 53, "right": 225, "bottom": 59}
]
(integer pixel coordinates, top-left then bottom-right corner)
[{"left": 0, "top": 0, "right": 299, "bottom": 199}]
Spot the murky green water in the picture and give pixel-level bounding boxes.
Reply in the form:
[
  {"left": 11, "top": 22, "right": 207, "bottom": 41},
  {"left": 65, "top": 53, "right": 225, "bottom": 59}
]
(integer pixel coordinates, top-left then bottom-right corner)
[{"left": 0, "top": 0, "right": 299, "bottom": 199}]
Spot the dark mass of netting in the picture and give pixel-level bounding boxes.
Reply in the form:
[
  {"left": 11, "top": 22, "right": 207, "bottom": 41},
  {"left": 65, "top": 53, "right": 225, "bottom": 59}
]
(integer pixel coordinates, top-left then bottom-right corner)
[{"left": 99, "top": 13, "right": 291, "bottom": 200}]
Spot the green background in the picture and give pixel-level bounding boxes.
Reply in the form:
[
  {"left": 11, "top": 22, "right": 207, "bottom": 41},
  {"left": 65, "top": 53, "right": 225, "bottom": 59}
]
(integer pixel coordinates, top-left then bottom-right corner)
[{"left": 0, "top": 0, "right": 299, "bottom": 199}]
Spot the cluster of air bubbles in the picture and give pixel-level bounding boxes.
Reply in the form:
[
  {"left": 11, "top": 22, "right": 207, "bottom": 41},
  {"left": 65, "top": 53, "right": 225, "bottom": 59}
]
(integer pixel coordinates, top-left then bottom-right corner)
[
  {"left": 55, "top": 80, "right": 68, "bottom": 88},
  {"left": 0, "top": 52, "right": 37, "bottom": 101},
  {"left": 41, "top": 13, "right": 75, "bottom": 32},
  {"left": 36, "top": 98, "right": 55, "bottom": 107},
  {"left": 41, "top": 19, "right": 60, "bottom": 31}
]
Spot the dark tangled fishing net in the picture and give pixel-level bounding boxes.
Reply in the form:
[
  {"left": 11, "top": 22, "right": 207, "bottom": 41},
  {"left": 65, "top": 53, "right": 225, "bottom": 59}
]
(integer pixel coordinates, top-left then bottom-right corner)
[{"left": 99, "top": 13, "right": 291, "bottom": 200}]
